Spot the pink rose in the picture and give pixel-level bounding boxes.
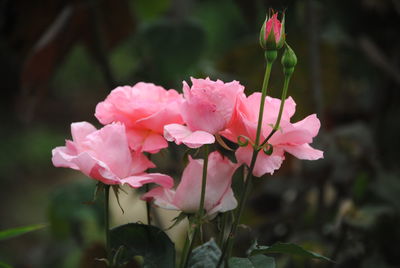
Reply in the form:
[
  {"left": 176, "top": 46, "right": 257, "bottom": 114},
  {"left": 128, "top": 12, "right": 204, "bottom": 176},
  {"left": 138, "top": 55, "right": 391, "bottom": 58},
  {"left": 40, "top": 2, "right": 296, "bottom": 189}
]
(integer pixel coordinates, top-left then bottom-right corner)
[
  {"left": 164, "top": 77, "right": 245, "bottom": 148},
  {"left": 260, "top": 12, "right": 285, "bottom": 50},
  {"left": 222, "top": 93, "right": 323, "bottom": 177},
  {"left": 52, "top": 122, "right": 173, "bottom": 188},
  {"left": 95, "top": 82, "right": 184, "bottom": 153},
  {"left": 142, "top": 151, "right": 238, "bottom": 218}
]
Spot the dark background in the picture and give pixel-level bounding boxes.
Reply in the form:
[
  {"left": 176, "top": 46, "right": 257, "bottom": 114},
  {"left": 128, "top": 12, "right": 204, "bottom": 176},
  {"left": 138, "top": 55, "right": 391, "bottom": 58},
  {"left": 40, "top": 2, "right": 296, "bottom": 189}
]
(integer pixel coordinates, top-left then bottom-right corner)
[{"left": 1, "top": 0, "right": 400, "bottom": 267}]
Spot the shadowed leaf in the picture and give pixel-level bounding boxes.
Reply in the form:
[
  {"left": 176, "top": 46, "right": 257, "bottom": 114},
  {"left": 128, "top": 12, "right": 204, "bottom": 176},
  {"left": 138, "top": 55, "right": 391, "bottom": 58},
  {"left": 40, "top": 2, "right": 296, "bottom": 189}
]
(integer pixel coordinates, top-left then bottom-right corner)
[
  {"left": 0, "top": 223, "right": 46, "bottom": 241},
  {"left": 188, "top": 239, "right": 221, "bottom": 268},
  {"left": 110, "top": 223, "right": 175, "bottom": 268},
  {"left": 250, "top": 242, "right": 333, "bottom": 262},
  {"left": 229, "top": 255, "right": 275, "bottom": 268}
]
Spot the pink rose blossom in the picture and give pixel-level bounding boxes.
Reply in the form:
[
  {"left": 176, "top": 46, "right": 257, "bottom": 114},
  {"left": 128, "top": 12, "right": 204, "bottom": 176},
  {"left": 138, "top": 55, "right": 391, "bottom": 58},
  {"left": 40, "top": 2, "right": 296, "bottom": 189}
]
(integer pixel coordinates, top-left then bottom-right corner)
[
  {"left": 142, "top": 151, "right": 238, "bottom": 218},
  {"left": 222, "top": 93, "right": 323, "bottom": 177},
  {"left": 260, "top": 12, "right": 285, "bottom": 50},
  {"left": 52, "top": 122, "right": 174, "bottom": 188},
  {"left": 164, "top": 77, "right": 245, "bottom": 148},
  {"left": 265, "top": 13, "right": 282, "bottom": 43},
  {"left": 95, "top": 82, "right": 184, "bottom": 153}
]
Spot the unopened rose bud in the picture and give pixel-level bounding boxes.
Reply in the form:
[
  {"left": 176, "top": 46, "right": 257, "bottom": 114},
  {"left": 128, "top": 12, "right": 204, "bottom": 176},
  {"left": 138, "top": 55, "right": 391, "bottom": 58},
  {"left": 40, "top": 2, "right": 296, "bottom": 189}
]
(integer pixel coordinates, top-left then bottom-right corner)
[
  {"left": 259, "top": 12, "right": 286, "bottom": 51},
  {"left": 281, "top": 44, "right": 297, "bottom": 76}
]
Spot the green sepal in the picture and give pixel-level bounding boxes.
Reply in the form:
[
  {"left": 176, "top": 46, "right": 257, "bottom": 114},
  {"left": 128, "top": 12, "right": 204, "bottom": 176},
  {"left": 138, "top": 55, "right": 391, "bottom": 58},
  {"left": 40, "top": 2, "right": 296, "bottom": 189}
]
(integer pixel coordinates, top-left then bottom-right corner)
[
  {"left": 259, "top": 16, "right": 267, "bottom": 49},
  {"left": 216, "top": 134, "right": 234, "bottom": 151},
  {"left": 237, "top": 135, "right": 251, "bottom": 147},
  {"left": 111, "top": 185, "right": 125, "bottom": 214},
  {"left": 276, "top": 13, "right": 286, "bottom": 49},
  {"left": 92, "top": 182, "right": 105, "bottom": 203},
  {"left": 281, "top": 43, "right": 297, "bottom": 77},
  {"left": 164, "top": 212, "right": 188, "bottom": 231},
  {"left": 262, "top": 144, "right": 274, "bottom": 156}
]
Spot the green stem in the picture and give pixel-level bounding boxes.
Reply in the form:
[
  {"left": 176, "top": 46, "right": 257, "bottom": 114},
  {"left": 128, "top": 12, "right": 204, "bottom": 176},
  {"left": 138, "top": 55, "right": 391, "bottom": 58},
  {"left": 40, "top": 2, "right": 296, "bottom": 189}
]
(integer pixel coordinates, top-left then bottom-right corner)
[
  {"left": 254, "top": 58, "right": 274, "bottom": 147},
  {"left": 217, "top": 213, "right": 228, "bottom": 247},
  {"left": 181, "top": 145, "right": 210, "bottom": 268},
  {"left": 184, "top": 228, "right": 199, "bottom": 268},
  {"left": 104, "top": 184, "right": 111, "bottom": 266},
  {"left": 179, "top": 231, "right": 191, "bottom": 268},
  {"left": 217, "top": 52, "right": 277, "bottom": 267},
  {"left": 145, "top": 153, "right": 152, "bottom": 225},
  {"left": 145, "top": 184, "right": 151, "bottom": 225},
  {"left": 259, "top": 74, "right": 292, "bottom": 148},
  {"left": 198, "top": 145, "right": 210, "bottom": 218},
  {"left": 217, "top": 154, "right": 256, "bottom": 267}
]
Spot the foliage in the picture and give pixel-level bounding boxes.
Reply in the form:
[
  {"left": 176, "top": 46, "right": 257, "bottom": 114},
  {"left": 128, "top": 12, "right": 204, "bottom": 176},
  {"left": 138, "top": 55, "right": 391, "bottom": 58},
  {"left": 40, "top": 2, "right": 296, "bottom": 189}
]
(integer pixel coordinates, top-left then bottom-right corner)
[
  {"left": 110, "top": 223, "right": 175, "bottom": 268},
  {"left": 0, "top": 224, "right": 46, "bottom": 241}
]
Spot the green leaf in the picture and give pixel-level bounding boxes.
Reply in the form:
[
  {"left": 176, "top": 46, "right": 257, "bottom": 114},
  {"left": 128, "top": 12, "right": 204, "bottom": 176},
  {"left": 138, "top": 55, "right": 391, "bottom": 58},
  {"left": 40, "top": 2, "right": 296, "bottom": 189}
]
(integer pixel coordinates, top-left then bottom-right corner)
[
  {"left": 0, "top": 261, "right": 13, "bottom": 268},
  {"left": 250, "top": 242, "right": 333, "bottom": 262},
  {"left": 0, "top": 223, "right": 46, "bottom": 241},
  {"left": 188, "top": 239, "right": 221, "bottom": 268},
  {"left": 110, "top": 223, "right": 175, "bottom": 268},
  {"left": 229, "top": 255, "right": 275, "bottom": 268}
]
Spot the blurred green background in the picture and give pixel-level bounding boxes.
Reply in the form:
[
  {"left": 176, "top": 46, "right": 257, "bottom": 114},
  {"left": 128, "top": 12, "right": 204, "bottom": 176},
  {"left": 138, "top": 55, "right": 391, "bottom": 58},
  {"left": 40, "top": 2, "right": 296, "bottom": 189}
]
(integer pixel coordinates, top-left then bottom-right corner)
[{"left": 1, "top": 0, "right": 400, "bottom": 267}]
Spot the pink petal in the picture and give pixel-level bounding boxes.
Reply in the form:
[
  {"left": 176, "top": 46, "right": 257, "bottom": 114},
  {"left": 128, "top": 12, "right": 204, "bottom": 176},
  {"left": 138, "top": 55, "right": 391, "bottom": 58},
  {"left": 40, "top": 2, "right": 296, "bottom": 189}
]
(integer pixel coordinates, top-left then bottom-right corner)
[
  {"left": 71, "top": 122, "right": 97, "bottom": 145},
  {"left": 126, "top": 128, "right": 148, "bottom": 151},
  {"left": 95, "top": 83, "right": 184, "bottom": 130},
  {"left": 202, "top": 152, "right": 238, "bottom": 212},
  {"left": 130, "top": 151, "right": 155, "bottom": 174},
  {"left": 164, "top": 124, "right": 215, "bottom": 148},
  {"left": 236, "top": 146, "right": 284, "bottom": 177},
  {"left": 269, "top": 114, "right": 321, "bottom": 145},
  {"left": 120, "top": 173, "right": 174, "bottom": 189},
  {"left": 142, "top": 132, "right": 168, "bottom": 153},
  {"left": 173, "top": 152, "right": 238, "bottom": 215},
  {"left": 265, "top": 13, "right": 282, "bottom": 42},
  {"left": 85, "top": 123, "right": 132, "bottom": 178},
  {"left": 136, "top": 106, "right": 183, "bottom": 133},
  {"left": 222, "top": 94, "right": 257, "bottom": 142},
  {"left": 181, "top": 78, "right": 244, "bottom": 134},
  {"left": 282, "top": 143, "right": 324, "bottom": 160},
  {"left": 52, "top": 144, "right": 121, "bottom": 185},
  {"left": 51, "top": 145, "right": 80, "bottom": 170},
  {"left": 207, "top": 188, "right": 237, "bottom": 217},
  {"left": 141, "top": 187, "right": 179, "bottom": 210},
  {"left": 126, "top": 128, "right": 168, "bottom": 153},
  {"left": 173, "top": 156, "right": 204, "bottom": 213},
  {"left": 292, "top": 114, "right": 321, "bottom": 138},
  {"left": 181, "top": 99, "right": 226, "bottom": 134}
]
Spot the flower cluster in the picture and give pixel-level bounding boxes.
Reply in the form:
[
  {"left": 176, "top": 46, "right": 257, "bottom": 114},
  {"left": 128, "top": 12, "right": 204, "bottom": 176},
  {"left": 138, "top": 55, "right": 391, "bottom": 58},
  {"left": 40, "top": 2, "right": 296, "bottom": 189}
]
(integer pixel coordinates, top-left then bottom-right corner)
[
  {"left": 52, "top": 76, "right": 322, "bottom": 216},
  {"left": 50, "top": 10, "right": 329, "bottom": 266}
]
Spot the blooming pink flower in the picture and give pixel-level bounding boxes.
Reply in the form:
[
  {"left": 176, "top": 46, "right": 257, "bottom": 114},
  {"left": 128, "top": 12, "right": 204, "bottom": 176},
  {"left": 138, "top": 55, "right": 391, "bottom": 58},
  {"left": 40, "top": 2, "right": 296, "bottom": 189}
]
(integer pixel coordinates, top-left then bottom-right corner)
[
  {"left": 164, "top": 77, "right": 245, "bottom": 148},
  {"left": 222, "top": 93, "right": 323, "bottom": 177},
  {"left": 142, "top": 151, "right": 238, "bottom": 218},
  {"left": 52, "top": 122, "right": 174, "bottom": 188},
  {"left": 95, "top": 82, "right": 184, "bottom": 153}
]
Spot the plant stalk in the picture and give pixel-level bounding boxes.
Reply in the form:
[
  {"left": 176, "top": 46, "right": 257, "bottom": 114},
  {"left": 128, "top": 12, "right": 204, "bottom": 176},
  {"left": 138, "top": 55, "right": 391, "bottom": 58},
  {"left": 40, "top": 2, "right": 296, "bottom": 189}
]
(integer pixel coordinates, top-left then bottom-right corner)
[
  {"left": 179, "top": 231, "right": 191, "bottom": 268},
  {"left": 145, "top": 184, "right": 151, "bottom": 225},
  {"left": 104, "top": 184, "right": 111, "bottom": 266},
  {"left": 218, "top": 53, "right": 276, "bottom": 266},
  {"left": 259, "top": 73, "right": 292, "bottom": 148},
  {"left": 181, "top": 145, "right": 210, "bottom": 268}
]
